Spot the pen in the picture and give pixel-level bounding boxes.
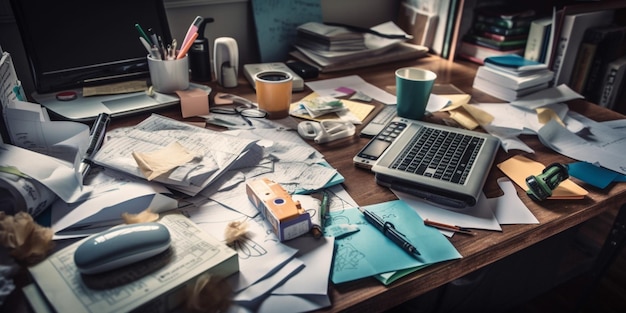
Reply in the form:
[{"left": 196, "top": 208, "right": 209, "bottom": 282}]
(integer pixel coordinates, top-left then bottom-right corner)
[
  {"left": 134, "top": 23, "right": 152, "bottom": 45},
  {"left": 320, "top": 191, "right": 329, "bottom": 227},
  {"left": 359, "top": 207, "right": 421, "bottom": 258},
  {"left": 139, "top": 37, "right": 155, "bottom": 57},
  {"left": 424, "top": 219, "right": 475, "bottom": 235},
  {"left": 177, "top": 32, "right": 198, "bottom": 59},
  {"left": 181, "top": 16, "right": 203, "bottom": 48},
  {"left": 80, "top": 112, "right": 111, "bottom": 182}
]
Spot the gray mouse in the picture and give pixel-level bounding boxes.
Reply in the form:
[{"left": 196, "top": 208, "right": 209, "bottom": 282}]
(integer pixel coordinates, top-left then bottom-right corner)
[{"left": 74, "top": 222, "right": 171, "bottom": 275}]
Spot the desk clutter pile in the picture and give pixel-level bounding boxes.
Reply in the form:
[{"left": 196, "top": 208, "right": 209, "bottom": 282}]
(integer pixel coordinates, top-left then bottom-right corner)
[{"left": 3, "top": 55, "right": 626, "bottom": 312}]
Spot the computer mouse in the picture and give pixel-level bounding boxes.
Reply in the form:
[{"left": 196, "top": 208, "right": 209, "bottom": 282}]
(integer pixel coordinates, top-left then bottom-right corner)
[{"left": 74, "top": 222, "right": 171, "bottom": 275}]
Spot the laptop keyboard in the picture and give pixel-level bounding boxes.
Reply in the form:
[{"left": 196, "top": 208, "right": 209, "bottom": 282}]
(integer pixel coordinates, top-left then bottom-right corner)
[{"left": 390, "top": 125, "right": 485, "bottom": 185}]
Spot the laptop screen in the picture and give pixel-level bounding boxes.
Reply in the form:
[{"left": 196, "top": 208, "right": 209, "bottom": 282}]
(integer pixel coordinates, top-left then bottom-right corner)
[{"left": 10, "top": 0, "right": 172, "bottom": 94}]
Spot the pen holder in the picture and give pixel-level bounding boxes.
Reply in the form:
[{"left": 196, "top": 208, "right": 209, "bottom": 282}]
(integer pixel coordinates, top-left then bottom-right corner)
[{"left": 147, "top": 55, "right": 190, "bottom": 94}]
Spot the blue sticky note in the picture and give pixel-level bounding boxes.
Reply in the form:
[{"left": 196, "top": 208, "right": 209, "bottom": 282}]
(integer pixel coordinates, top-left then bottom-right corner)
[{"left": 567, "top": 162, "right": 623, "bottom": 189}]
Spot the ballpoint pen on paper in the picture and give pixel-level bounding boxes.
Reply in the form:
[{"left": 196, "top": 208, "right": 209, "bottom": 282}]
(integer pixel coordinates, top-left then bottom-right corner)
[
  {"left": 424, "top": 219, "right": 476, "bottom": 235},
  {"left": 79, "top": 112, "right": 111, "bottom": 182},
  {"left": 320, "top": 191, "right": 330, "bottom": 227},
  {"left": 358, "top": 207, "right": 421, "bottom": 258},
  {"left": 181, "top": 16, "right": 203, "bottom": 48}
]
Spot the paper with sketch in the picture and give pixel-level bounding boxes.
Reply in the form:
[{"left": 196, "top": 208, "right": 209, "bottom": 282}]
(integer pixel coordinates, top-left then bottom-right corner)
[
  {"left": 234, "top": 236, "right": 335, "bottom": 312},
  {"left": 0, "top": 143, "right": 88, "bottom": 203},
  {"left": 92, "top": 114, "right": 257, "bottom": 196},
  {"left": 5, "top": 100, "right": 89, "bottom": 164},
  {"left": 537, "top": 119, "right": 626, "bottom": 175},
  {"left": 497, "top": 154, "right": 588, "bottom": 199},
  {"left": 305, "top": 75, "right": 396, "bottom": 104},
  {"left": 326, "top": 200, "right": 461, "bottom": 284},
  {"left": 180, "top": 184, "right": 351, "bottom": 312},
  {"left": 178, "top": 202, "right": 298, "bottom": 292}
]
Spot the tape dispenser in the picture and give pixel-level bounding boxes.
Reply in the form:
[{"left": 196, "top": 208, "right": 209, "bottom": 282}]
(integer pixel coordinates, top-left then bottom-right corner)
[{"left": 297, "top": 120, "right": 355, "bottom": 144}]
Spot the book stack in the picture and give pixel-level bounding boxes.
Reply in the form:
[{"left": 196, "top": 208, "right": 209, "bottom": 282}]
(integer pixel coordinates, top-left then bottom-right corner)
[
  {"left": 290, "top": 21, "right": 429, "bottom": 73},
  {"left": 472, "top": 54, "right": 554, "bottom": 101},
  {"left": 458, "top": 6, "right": 536, "bottom": 64}
]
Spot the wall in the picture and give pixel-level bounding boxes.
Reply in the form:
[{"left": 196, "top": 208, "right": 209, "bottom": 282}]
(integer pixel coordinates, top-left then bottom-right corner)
[{"left": 0, "top": 0, "right": 399, "bottom": 96}]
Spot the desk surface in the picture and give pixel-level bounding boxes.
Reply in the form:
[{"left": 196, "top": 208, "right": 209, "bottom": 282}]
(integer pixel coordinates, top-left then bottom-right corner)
[{"left": 16, "top": 55, "right": 626, "bottom": 313}]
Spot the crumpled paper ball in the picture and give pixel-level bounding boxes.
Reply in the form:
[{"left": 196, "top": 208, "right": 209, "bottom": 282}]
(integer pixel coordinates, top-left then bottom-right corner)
[{"left": 0, "top": 211, "right": 54, "bottom": 265}]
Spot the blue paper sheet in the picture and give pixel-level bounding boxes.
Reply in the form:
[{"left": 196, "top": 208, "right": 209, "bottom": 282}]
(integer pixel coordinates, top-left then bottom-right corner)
[{"left": 325, "top": 200, "right": 462, "bottom": 284}]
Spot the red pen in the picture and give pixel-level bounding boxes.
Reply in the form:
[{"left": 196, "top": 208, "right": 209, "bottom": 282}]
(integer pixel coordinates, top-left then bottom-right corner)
[{"left": 424, "top": 219, "right": 476, "bottom": 235}]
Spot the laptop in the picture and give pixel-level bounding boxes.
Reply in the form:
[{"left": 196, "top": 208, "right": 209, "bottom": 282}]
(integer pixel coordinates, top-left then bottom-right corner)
[{"left": 371, "top": 117, "right": 500, "bottom": 208}]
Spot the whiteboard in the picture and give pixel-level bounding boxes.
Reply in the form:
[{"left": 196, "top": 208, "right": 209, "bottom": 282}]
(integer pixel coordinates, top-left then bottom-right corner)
[{"left": 251, "top": 0, "right": 323, "bottom": 62}]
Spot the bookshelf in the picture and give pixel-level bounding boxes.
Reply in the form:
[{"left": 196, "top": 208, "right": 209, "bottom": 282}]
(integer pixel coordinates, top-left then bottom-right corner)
[{"left": 447, "top": 0, "right": 626, "bottom": 113}]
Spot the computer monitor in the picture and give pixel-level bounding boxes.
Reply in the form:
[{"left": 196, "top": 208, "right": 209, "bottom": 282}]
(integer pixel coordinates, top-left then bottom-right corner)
[{"left": 10, "top": 0, "right": 172, "bottom": 94}]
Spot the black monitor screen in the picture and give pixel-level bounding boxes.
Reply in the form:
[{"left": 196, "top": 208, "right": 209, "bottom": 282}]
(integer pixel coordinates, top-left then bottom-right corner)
[{"left": 10, "top": 0, "right": 171, "bottom": 93}]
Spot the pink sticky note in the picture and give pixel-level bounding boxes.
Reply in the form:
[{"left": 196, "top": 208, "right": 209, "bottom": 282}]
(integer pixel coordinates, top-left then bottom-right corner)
[
  {"left": 176, "top": 88, "right": 210, "bottom": 118},
  {"left": 335, "top": 86, "right": 355, "bottom": 95}
]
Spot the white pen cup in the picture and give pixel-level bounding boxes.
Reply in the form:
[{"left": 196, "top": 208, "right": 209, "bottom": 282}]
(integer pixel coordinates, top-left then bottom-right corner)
[{"left": 147, "top": 55, "right": 190, "bottom": 94}]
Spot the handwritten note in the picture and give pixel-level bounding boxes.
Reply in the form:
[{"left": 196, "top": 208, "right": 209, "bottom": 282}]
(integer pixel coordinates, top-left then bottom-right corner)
[{"left": 251, "top": 0, "right": 323, "bottom": 62}]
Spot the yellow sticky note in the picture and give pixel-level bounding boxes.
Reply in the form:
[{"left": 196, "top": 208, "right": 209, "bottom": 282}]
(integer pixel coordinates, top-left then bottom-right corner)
[{"left": 132, "top": 141, "right": 196, "bottom": 181}]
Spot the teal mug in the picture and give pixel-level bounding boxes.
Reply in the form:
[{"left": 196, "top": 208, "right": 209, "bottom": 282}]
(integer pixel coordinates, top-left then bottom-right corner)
[{"left": 395, "top": 67, "right": 437, "bottom": 120}]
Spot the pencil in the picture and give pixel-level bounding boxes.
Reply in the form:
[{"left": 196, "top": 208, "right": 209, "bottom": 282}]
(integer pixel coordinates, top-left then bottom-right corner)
[{"left": 424, "top": 219, "right": 475, "bottom": 235}]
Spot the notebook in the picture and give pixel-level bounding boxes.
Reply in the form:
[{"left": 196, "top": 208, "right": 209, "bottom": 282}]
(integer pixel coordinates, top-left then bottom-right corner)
[{"left": 371, "top": 117, "right": 500, "bottom": 208}]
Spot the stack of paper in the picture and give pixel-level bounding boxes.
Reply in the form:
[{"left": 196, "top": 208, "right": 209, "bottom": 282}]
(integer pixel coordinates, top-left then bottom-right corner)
[
  {"left": 472, "top": 54, "right": 554, "bottom": 101},
  {"left": 291, "top": 21, "right": 429, "bottom": 73},
  {"left": 296, "top": 22, "right": 366, "bottom": 51}
]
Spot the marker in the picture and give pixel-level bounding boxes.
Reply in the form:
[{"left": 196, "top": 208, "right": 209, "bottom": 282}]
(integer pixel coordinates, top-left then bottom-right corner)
[
  {"left": 177, "top": 32, "right": 198, "bottom": 59},
  {"left": 424, "top": 219, "right": 475, "bottom": 235},
  {"left": 181, "top": 16, "right": 203, "bottom": 48},
  {"left": 134, "top": 23, "right": 152, "bottom": 45}
]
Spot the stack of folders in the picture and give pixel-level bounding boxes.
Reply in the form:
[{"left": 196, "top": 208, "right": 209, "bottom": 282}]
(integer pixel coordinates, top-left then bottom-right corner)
[
  {"left": 472, "top": 54, "right": 554, "bottom": 101},
  {"left": 290, "top": 21, "right": 429, "bottom": 73}
]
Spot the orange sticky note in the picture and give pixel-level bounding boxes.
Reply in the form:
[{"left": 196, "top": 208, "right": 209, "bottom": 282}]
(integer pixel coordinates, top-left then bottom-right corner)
[
  {"left": 497, "top": 155, "right": 588, "bottom": 200},
  {"left": 176, "top": 88, "right": 210, "bottom": 118}
]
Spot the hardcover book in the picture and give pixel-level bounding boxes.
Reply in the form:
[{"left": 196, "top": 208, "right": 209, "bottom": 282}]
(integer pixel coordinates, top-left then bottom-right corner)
[
  {"left": 598, "top": 55, "right": 626, "bottom": 109},
  {"left": 579, "top": 25, "right": 626, "bottom": 102},
  {"left": 524, "top": 17, "right": 553, "bottom": 62}
]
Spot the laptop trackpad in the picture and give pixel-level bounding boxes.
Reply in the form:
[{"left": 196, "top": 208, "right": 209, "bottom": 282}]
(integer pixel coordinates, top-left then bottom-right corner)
[{"left": 102, "top": 94, "right": 162, "bottom": 112}]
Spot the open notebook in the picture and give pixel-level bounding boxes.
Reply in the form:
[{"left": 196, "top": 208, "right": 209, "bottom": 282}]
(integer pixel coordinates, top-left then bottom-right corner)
[{"left": 371, "top": 117, "right": 500, "bottom": 208}]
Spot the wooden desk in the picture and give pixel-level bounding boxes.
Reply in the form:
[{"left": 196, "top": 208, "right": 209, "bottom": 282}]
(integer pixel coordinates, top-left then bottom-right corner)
[
  {"left": 110, "top": 54, "right": 626, "bottom": 312},
  {"left": 9, "top": 55, "right": 625, "bottom": 312}
]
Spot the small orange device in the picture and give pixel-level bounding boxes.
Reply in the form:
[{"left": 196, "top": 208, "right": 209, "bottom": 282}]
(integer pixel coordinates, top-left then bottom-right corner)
[{"left": 246, "top": 178, "right": 311, "bottom": 241}]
